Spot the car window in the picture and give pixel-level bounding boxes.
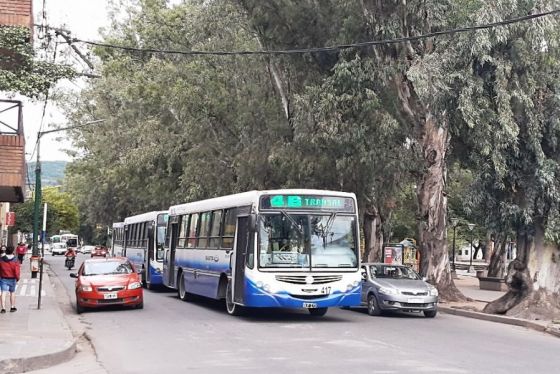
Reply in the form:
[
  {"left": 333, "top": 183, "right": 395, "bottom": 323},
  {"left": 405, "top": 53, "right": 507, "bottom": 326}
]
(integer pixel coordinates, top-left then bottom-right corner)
[
  {"left": 370, "top": 265, "right": 420, "bottom": 280},
  {"left": 83, "top": 261, "right": 133, "bottom": 276}
]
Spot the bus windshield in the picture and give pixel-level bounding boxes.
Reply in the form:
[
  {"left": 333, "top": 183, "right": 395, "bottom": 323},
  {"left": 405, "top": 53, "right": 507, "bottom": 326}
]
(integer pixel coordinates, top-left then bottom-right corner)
[{"left": 258, "top": 213, "right": 358, "bottom": 269}]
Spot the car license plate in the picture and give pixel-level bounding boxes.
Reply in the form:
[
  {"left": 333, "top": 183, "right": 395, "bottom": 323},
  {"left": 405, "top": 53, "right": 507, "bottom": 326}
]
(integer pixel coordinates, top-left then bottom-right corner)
[
  {"left": 407, "top": 297, "right": 423, "bottom": 303},
  {"left": 104, "top": 292, "right": 118, "bottom": 300},
  {"left": 303, "top": 302, "right": 318, "bottom": 308}
]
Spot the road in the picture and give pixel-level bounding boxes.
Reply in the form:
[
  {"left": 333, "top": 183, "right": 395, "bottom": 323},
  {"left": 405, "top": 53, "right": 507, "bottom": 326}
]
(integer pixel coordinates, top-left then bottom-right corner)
[{"left": 47, "top": 254, "right": 560, "bottom": 374}]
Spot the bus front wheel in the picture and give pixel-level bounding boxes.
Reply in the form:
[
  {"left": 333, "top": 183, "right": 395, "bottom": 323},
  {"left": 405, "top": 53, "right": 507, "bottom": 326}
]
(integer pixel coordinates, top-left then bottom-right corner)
[
  {"left": 308, "top": 307, "right": 328, "bottom": 317},
  {"left": 178, "top": 273, "right": 193, "bottom": 301},
  {"left": 226, "top": 280, "right": 243, "bottom": 316}
]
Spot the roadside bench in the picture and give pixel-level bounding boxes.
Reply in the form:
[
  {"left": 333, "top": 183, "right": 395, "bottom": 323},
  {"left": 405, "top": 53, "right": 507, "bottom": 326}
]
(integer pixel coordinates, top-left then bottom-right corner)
[{"left": 478, "top": 276, "right": 508, "bottom": 292}]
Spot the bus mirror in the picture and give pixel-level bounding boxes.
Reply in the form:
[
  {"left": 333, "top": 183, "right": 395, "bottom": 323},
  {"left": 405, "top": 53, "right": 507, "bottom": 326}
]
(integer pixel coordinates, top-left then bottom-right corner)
[{"left": 249, "top": 214, "right": 258, "bottom": 232}]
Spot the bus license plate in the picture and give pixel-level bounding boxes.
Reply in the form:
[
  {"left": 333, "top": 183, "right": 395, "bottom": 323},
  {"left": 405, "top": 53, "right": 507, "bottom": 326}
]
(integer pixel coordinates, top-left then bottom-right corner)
[
  {"left": 303, "top": 303, "right": 317, "bottom": 308},
  {"left": 104, "top": 292, "right": 118, "bottom": 300}
]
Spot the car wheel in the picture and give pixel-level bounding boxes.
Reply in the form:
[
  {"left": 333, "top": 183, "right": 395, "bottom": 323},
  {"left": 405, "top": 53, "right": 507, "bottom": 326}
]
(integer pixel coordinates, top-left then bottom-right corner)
[
  {"left": 178, "top": 273, "right": 193, "bottom": 301},
  {"left": 367, "top": 294, "right": 381, "bottom": 316},
  {"left": 424, "top": 309, "right": 437, "bottom": 318},
  {"left": 308, "top": 307, "right": 328, "bottom": 316},
  {"left": 225, "top": 280, "right": 244, "bottom": 316},
  {"left": 76, "top": 300, "right": 85, "bottom": 314}
]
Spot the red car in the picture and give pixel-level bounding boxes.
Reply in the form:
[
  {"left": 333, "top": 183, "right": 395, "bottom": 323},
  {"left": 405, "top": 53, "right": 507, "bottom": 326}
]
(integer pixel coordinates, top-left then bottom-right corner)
[
  {"left": 91, "top": 245, "right": 108, "bottom": 257},
  {"left": 70, "top": 257, "right": 143, "bottom": 313}
]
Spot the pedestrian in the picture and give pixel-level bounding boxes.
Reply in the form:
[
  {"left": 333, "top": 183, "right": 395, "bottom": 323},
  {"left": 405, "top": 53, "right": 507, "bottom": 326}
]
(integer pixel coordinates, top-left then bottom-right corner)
[
  {"left": 0, "top": 246, "right": 20, "bottom": 313},
  {"left": 0, "top": 245, "right": 6, "bottom": 256},
  {"left": 16, "top": 242, "right": 27, "bottom": 264}
]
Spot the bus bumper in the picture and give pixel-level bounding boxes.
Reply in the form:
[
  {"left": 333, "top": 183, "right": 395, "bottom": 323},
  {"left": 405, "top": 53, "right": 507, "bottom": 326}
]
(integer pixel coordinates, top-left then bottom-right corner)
[{"left": 243, "top": 279, "right": 361, "bottom": 308}]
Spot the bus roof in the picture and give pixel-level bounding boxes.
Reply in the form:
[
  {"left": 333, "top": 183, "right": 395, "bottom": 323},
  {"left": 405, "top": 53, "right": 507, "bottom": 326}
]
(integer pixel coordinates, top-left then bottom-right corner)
[
  {"left": 112, "top": 222, "right": 125, "bottom": 228},
  {"left": 124, "top": 211, "right": 168, "bottom": 225},
  {"left": 169, "top": 189, "right": 356, "bottom": 216}
]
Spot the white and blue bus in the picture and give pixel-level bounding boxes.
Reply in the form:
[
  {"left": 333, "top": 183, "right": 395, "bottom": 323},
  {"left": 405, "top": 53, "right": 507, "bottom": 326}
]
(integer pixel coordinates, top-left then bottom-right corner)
[
  {"left": 123, "top": 211, "right": 168, "bottom": 289},
  {"left": 163, "top": 189, "right": 361, "bottom": 316},
  {"left": 110, "top": 222, "right": 125, "bottom": 257}
]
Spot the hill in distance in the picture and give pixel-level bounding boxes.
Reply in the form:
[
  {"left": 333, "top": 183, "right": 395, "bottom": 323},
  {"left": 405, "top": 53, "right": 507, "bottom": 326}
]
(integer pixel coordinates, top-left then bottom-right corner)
[{"left": 27, "top": 161, "right": 68, "bottom": 186}]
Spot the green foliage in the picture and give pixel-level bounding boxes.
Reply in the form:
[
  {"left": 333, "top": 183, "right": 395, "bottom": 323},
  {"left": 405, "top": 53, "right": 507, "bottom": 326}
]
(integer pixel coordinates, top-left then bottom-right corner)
[
  {"left": 11, "top": 187, "right": 79, "bottom": 236},
  {"left": 0, "top": 26, "right": 75, "bottom": 98},
  {"left": 27, "top": 161, "right": 68, "bottom": 186}
]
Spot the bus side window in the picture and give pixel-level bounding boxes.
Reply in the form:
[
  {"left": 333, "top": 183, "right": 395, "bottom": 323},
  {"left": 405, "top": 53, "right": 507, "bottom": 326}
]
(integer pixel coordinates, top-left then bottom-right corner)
[
  {"left": 187, "top": 214, "right": 199, "bottom": 248},
  {"left": 209, "top": 210, "right": 222, "bottom": 248},
  {"left": 221, "top": 208, "right": 237, "bottom": 249}
]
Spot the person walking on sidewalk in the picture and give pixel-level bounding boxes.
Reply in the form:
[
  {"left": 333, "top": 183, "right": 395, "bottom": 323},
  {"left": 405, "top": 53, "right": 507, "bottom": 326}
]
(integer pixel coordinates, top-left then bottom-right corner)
[
  {"left": 16, "top": 242, "right": 27, "bottom": 264},
  {"left": 0, "top": 246, "right": 20, "bottom": 313}
]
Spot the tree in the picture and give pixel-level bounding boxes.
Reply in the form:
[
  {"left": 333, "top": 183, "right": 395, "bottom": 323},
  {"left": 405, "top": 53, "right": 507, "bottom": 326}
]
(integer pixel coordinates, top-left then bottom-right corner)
[{"left": 0, "top": 26, "right": 74, "bottom": 97}]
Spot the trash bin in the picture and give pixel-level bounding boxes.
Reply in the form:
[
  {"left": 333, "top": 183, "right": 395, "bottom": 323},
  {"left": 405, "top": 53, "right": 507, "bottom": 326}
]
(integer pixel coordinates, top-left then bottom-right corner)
[{"left": 30, "top": 255, "right": 40, "bottom": 278}]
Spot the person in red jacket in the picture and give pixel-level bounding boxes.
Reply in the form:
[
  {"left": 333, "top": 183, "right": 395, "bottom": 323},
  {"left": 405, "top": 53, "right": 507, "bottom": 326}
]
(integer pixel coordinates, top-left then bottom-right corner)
[
  {"left": 0, "top": 246, "right": 21, "bottom": 313},
  {"left": 16, "top": 242, "right": 27, "bottom": 264}
]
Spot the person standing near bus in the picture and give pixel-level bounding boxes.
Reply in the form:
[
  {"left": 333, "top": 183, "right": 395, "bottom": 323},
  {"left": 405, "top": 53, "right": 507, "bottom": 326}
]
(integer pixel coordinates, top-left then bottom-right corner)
[
  {"left": 16, "top": 242, "right": 27, "bottom": 264},
  {"left": 0, "top": 246, "right": 20, "bottom": 313}
]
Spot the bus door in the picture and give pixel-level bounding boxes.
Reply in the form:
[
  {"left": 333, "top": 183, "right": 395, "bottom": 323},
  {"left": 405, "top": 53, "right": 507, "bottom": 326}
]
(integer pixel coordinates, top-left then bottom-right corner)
[
  {"left": 146, "top": 222, "right": 155, "bottom": 282},
  {"left": 165, "top": 221, "right": 179, "bottom": 288},
  {"left": 232, "top": 216, "right": 249, "bottom": 304}
]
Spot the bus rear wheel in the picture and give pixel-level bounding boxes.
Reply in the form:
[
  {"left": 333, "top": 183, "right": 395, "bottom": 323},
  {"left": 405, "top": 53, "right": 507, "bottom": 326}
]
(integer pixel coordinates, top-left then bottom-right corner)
[
  {"left": 178, "top": 273, "right": 193, "bottom": 301},
  {"left": 226, "top": 280, "right": 243, "bottom": 316},
  {"left": 308, "top": 307, "right": 328, "bottom": 317}
]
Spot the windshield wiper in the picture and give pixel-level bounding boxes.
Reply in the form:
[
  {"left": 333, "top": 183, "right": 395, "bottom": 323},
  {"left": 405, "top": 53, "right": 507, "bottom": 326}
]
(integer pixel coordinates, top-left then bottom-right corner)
[
  {"left": 322, "top": 212, "right": 337, "bottom": 239},
  {"left": 280, "top": 210, "right": 304, "bottom": 236}
]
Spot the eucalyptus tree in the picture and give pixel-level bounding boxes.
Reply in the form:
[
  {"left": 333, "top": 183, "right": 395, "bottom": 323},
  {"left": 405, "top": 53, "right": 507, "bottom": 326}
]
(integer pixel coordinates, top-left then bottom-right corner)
[
  {"left": 65, "top": 0, "right": 287, "bottom": 225},
  {"left": 450, "top": 0, "right": 560, "bottom": 318}
]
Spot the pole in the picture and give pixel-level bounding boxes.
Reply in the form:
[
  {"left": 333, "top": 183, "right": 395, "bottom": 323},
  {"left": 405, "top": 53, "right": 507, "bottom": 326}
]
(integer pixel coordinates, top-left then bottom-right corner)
[
  {"left": 31, "top": 136, "right": 42, "bottom": 278},
  {"left": 469, "top": 232, "right": 473, "bottom": 271},
  {"left": 38, "top": 203, "right": 47, "bottom": 309},
  {"left": 452, "top": 225, "right": 456, "bottom": 271}
]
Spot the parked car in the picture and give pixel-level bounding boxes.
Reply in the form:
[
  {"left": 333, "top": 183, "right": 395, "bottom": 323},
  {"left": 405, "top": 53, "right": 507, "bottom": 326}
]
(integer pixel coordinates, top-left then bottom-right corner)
[
  {"left": 51, "top": 243, "right": 68, "bottom": 256},
  {"left": 80, "top": 245, "right": 95, "bottom": 254},
  {"left": 360, "top": 262, "right": 438, "bottom": 318},
  {"left": 91, "top": 246, "right": 109, "bottom": 257},
  {"left": 70, "top": 257, "right": 143, "bottom": 313}
]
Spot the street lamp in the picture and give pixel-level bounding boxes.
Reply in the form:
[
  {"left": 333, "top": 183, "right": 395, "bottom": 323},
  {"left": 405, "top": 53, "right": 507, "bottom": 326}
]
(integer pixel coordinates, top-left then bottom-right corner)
[
  {"left": 450, "top": 218, "right": 459, "bottom": 271},
  {"left": 31, "top": 119, "right": 105, "bottom": 279},
  {"left": 466, "top": 223, "right": 475, "bottom": 273}
]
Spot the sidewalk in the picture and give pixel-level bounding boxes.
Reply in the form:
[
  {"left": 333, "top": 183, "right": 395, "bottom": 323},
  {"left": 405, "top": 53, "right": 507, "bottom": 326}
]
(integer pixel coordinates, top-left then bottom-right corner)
[
  {"left": 440, "top": 271, "right": 560, "bottom": 338},
  {"left": 0, "top": 261, "right": 76, "bottom": 374}
]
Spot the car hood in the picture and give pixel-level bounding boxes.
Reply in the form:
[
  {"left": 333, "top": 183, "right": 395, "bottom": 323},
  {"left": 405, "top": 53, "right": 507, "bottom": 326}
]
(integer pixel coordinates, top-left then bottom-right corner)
[
  {"left": 372, "top": 278, "right": 431, "bottom": 292},
  {"left": 80, "top": 274, "right": 136, "bottom": 286}
]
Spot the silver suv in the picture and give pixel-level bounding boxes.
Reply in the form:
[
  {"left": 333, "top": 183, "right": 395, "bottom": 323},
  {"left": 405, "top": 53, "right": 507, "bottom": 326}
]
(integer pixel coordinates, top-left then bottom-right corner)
[{"left": 360, "top": 263, "right": 438, "bottom": 318}]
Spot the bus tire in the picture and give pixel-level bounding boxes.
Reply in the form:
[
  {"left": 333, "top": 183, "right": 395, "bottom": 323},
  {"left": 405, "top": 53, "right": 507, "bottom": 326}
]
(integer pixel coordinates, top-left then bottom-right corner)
[
  {"left": 226, "top": 280, "right": 243, "bottom": 316},
  {"left": 178, "top": 272, "right": 193, "bottom": 301},
  {"left": 308, "top": 307, "right": 328, "bottom": 316}
]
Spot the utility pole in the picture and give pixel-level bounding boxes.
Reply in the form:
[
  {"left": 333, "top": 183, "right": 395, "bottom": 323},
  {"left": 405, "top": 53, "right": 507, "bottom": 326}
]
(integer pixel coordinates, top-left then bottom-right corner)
[{"left": 31, "top": 119, "right": 105, "bottom": 279}]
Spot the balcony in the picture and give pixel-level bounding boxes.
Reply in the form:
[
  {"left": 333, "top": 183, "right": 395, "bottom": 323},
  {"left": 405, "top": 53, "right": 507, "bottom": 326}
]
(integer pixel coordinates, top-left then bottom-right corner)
[{"left": 0, "top": 100, "right": 25, "bottom": 203}]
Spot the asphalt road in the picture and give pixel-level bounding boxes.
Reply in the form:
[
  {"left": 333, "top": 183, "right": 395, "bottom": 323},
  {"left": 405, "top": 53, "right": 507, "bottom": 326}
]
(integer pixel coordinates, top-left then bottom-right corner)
[{"left": 48, "top": 254, "right": 560, "bottom": 374}]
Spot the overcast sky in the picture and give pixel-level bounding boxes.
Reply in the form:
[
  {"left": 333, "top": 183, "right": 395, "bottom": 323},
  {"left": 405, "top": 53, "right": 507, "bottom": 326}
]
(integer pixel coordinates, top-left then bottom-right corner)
[{"left": 23, "top": 0, "right": 112, "bottom": 161}]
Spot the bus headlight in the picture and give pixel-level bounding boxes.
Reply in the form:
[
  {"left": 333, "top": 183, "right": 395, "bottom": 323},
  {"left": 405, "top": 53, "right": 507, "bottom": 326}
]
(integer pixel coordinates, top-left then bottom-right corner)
[{"left": 256, "top": 281, "right": 271, "bottom": 292}]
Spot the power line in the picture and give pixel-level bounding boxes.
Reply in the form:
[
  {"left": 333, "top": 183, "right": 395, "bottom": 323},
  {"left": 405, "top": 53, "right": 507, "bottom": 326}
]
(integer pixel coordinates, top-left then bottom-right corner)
[{"left": 41, "top": 9, "right": 560, "bottom": 57}]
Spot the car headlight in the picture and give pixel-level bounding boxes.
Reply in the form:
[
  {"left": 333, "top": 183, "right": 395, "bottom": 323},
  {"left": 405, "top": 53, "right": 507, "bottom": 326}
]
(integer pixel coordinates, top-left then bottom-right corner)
[
  {"left": 128, "top": 282, "right": 142, "bottom": 290},
  {"left": 80, "top": 285, "right": 93, "bottom": 292},
  {"left": 428, "top": 287, "right": 439, "bottom": 296},
  {"left": 378, "top": 287, "right": 399, "bottom": 295}
]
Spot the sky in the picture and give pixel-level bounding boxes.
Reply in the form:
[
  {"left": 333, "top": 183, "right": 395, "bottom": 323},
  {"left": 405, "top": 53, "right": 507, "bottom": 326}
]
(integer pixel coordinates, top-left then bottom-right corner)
[{"left": 22, "top": 0, "right": 113, "bottom": 161}]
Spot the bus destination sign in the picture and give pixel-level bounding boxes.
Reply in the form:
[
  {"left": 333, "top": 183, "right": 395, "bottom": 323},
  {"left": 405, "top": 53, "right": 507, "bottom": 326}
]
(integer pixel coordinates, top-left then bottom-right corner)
[{"left": 260, "top": 195, "right": 355, "bottom": 212}]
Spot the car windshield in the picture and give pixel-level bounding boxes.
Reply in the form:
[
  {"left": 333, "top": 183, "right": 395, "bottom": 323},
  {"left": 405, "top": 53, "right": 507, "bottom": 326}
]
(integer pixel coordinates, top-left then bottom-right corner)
[
  {"left": 370, "top": 265, "right": 421, "bottom": 280},
  {"left": 82, "top": 261, "right": 133, "bottom": 276},
  {"left": 258, "top": 213, "right": 358, "bottom": 269}
]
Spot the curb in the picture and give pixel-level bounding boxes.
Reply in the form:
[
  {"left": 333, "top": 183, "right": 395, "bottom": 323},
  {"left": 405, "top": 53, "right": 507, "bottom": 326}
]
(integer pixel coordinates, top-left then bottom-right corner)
[
  {"left": 439, "top": 306, "right": 560, "bottom": 338},
  {"left": 0, "top": 341, "right": 77, "bottom": 374}
]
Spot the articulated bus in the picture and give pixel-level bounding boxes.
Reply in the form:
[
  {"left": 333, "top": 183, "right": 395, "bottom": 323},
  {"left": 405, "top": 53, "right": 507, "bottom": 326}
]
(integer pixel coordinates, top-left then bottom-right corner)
[
  {"left": 123, "top": 211, "right": 168, "bottom": 289},
  {"left": 163, "top": 189, "right": 361, "bottom": 316},
  {"left": 111, "top": 222, "right": 125, "bottom": 257}
]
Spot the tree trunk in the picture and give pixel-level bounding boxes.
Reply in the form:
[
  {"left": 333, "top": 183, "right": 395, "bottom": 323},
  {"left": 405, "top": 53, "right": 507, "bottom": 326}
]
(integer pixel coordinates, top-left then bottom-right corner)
[
  {"left": 487, "top": 235, "right": 506, "bottom": 278},
  {"left": 484, "top": 221, "right": 560, "bottom": 319},
  {"left": 415, "top": 113, "right": 465, "bottom": 301},
  {"left": 363, "top": 204, "right": 383, "bottom": 262}
]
